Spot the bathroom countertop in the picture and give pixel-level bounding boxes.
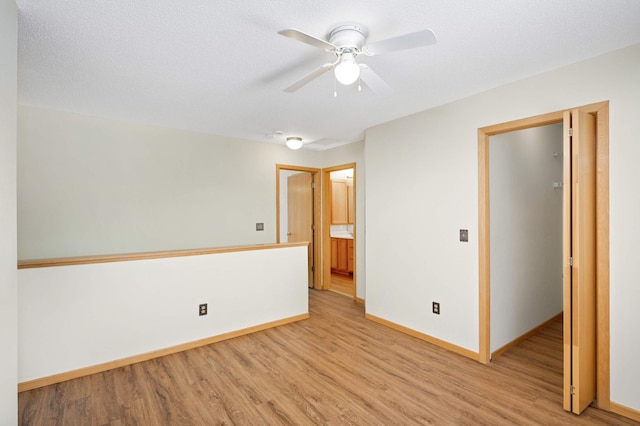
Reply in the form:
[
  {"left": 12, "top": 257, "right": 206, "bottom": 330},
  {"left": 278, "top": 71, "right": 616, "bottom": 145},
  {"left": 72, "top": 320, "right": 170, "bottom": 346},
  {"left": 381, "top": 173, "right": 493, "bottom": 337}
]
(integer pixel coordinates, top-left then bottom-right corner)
[{"left": 330, "top": 234, "right": 353, "bottom": 239}]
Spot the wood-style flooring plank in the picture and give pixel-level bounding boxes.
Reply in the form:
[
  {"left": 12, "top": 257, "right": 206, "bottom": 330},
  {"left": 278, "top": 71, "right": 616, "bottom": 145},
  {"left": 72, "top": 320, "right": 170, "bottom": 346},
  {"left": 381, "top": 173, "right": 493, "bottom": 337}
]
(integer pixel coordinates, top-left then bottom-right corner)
[
  {"left": 18, "top": 290, "right": 639, "bottom": 425},
  {"left": 329, "top": 272, "right": 354, "bottom": 298}
]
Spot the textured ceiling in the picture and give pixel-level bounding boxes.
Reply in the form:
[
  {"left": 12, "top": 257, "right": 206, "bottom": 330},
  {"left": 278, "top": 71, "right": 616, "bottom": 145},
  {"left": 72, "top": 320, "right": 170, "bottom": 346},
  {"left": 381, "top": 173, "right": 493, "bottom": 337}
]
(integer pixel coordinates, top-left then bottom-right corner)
[{"left": 16, "top": 0, "right": 640, "bottom": 150}]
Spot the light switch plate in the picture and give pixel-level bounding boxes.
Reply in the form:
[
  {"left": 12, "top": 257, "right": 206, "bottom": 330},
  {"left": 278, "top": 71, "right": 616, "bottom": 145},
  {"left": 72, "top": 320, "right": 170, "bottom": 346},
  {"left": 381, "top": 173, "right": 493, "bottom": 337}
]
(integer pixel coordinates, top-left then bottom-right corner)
[
  {"left": 460, "top": 229, "right": 468, "bottom": 242},
  {"left": 256, "top": 223, "right": 264, "bottom": 231}
]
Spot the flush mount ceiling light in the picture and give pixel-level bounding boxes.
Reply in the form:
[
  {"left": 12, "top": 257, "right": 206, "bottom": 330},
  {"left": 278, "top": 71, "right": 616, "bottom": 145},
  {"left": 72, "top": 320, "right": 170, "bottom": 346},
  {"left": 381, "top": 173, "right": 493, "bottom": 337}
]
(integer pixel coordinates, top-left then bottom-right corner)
[{"left": 286, "top": 136, "right": 303, "bottom": 150}]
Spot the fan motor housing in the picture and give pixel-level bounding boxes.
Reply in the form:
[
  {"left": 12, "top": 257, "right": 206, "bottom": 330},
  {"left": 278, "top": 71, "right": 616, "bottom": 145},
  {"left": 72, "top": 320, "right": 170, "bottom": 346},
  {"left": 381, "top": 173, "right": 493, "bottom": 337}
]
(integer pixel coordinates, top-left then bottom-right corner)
[{"left": 328, "top": 23, "right": 367, "bottom": 50}]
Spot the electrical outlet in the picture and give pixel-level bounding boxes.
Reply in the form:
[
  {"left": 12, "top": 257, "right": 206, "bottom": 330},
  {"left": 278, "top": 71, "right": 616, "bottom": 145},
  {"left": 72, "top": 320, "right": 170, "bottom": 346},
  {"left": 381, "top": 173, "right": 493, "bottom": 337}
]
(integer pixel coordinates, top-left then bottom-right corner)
[
  {"left": 199, "top": 303, "right": 208, "bottom": 316},
  {"left": 432, "top": 302, "right": 440, "bottom": 315},
  {"left": 460, "top": 229, "right": 469, "bottom": 242}
]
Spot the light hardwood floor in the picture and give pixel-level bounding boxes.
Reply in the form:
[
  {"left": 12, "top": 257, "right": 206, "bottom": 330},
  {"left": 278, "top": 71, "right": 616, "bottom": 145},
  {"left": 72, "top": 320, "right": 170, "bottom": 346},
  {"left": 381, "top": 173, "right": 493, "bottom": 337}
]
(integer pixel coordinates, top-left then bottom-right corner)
[
  {"left": 329, "top": 272, "right": 354, "bottom": 297},
  {"left": 19, "top": 290, "right": 637, "bottom": 425}
]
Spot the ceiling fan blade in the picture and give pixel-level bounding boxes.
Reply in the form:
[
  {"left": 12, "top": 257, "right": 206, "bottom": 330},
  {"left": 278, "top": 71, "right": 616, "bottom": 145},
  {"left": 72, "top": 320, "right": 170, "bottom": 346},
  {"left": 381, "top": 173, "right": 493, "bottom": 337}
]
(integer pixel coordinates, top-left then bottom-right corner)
[
  {"left": 278, "top": 28, "right": 337, "bottom": 52},
  {"left": 365, "top": 29, "right": 437, "bottom": 55},
  {"left": 284, "top": 63, "right": 334, "bottom": 93},
  {"left": 359, "top": 65, "right": 393, "bottom": 97}
]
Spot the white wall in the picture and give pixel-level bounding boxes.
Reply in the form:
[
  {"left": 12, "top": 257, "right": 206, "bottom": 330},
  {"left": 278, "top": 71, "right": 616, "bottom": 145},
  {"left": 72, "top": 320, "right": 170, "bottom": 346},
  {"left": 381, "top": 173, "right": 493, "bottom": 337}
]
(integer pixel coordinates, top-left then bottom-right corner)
[
  {"left": 490, "top": 124, "right": 563, "bottom": 352},
  {"left": 18, "top": 245, "right": 308, "bottom": 382},
  {"left": 0, "top": 0, "right": 17, "bottom": 423},
  {"left": 365, "top": 44, "right": 640, "bottom": 411},
  {"left": 322, "top": 141, "right": 366, "bottom": 299},
  {"left": 17, "top": 106, "right": 322, "bottom": 259}
]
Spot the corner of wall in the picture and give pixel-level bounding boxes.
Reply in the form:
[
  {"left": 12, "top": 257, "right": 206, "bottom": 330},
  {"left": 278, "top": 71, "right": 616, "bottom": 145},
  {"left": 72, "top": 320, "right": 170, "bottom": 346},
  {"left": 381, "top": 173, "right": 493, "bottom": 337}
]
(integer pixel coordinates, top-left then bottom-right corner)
[{"left": 0, "top": 0, "right": 18, "bottom": 423}]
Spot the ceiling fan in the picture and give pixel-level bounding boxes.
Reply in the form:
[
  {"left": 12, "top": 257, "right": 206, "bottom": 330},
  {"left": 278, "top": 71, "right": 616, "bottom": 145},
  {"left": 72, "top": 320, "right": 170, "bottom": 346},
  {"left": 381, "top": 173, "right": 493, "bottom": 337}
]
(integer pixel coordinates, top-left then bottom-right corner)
[{"left": 278, "top": 23, "right": 437, "bottom": 96}]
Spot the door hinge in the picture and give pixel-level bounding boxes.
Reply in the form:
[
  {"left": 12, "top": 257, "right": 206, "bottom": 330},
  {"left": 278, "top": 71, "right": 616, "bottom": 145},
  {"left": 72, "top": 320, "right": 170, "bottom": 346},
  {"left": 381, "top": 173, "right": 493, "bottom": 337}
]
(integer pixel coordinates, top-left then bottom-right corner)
[
  {"left": 570, "top": 385, "right": 575, "bottom": 395},
  {"left": 569, "top": 128, "right": 573, "bottom": 137},
  {"left": 311, "top": 266, "right": 315, "bottom": 272},
  {"left": 569, "top": 256, "right": 573, "bottom": 266},
  {"left": 311, "top": 182, "right": 315, "bottom": 189}
]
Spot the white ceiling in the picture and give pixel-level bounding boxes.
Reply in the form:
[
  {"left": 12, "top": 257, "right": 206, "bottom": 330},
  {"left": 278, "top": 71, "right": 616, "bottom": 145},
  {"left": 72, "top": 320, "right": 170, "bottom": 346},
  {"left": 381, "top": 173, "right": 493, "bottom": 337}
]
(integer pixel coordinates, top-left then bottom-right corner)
[{"left": 16, "top": 0, "right": 640, "bottom": 151}]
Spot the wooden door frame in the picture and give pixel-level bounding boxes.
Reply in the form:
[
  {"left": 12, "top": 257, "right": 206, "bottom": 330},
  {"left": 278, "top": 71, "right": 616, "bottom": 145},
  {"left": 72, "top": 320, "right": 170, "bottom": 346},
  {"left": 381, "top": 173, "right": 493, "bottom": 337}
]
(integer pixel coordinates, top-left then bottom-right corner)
[
  {"left": 323, "top": 163, "right": 356, "bottom": 296},
  {"left": 477, "top": 101, "right": 609, "bottom": 409},
  {"left": 276, "top": 164, "right": 322, "bottom": 289}
]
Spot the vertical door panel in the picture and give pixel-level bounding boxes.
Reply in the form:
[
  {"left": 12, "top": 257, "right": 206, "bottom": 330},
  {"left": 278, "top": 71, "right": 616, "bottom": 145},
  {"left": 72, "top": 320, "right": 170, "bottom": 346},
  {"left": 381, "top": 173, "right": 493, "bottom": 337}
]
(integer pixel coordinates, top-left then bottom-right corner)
[
  {"left": 562, "top": 112, "right": 573, "bottom": 411},
  {"left": 565, "top": 109, "right": 597, "bottom": 414},
  {"left": 288, "top": 172, "right": 314, "bottom": 287}
]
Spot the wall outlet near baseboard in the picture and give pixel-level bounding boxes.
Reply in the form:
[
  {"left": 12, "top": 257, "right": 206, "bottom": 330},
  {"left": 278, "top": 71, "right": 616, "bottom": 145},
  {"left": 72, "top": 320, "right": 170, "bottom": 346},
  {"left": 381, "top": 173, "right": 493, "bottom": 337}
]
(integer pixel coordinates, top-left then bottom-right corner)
[
  {"left": 432, "top": 302, "right": 440, "bottom": 315},
  {"left": 199, "top": 303, "right": 208, "bottom": 316}
]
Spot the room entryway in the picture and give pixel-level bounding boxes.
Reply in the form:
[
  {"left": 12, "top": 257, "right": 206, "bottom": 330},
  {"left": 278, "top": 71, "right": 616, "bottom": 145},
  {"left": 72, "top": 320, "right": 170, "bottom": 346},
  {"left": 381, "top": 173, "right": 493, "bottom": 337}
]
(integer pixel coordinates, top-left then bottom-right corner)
[
  {"left": 276, "top": 165, "right": 321, "bottom": 288},
  {"left": 487, "top": 122, "right": 563, "bottom": 360},
  {"left": 323, "top": 163, "right": 356, "bottom": 299},
  {"left": 478, "top": 101, "right": 610, "bottom": 415}
]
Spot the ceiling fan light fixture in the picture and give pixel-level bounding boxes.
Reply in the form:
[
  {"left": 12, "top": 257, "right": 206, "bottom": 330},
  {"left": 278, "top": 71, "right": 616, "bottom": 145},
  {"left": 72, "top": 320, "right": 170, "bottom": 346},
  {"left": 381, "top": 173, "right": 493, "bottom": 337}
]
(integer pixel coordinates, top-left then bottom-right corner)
[
  {"left": 286, "top": 136, "right": 303, "bottom": 150},
  {"left": 334, "top": 52, "right": 360, "bottom": 85},
  {"left": 279, "top": 24, "right": 436, "bottom": 94}
]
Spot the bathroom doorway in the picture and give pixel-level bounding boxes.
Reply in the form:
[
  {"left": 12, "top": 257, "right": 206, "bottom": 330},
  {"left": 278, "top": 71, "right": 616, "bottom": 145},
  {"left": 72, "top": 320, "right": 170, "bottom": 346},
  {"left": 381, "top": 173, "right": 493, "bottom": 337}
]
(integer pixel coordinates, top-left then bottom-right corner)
[{"left": 323, "top": 163, "right": 356, "bottom": 299}]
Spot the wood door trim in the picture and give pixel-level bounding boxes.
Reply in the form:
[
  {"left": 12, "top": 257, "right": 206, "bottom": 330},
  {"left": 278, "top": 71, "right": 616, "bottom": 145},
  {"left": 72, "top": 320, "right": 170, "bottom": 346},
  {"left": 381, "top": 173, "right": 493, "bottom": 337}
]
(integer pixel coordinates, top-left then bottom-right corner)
[
  {"left": 593, "top": 101, "right": 610, "bottom": 411},
  {"left": 478, "top": 129, "right": 491, "bottom": 364},
  {"left": 477, "top": 101, "right": 609, "bottom": 409},
  {"left": 276, "top": 164, "right": 322, "bottom": 289}
]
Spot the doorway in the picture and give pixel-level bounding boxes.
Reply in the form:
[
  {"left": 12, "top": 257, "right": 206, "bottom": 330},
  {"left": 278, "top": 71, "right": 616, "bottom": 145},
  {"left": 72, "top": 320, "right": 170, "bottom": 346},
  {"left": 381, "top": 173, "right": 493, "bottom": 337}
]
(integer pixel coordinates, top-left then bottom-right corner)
[
  {"left": 276, "top": 165, "right": 321, "bottom": 289},
  {"left": 489, "top": 122, "right": 564, "bottom": 358},
  {"left": 323, "top": 163, "right": 357, "bottom": 299},
  {"left": 477, "top": 101, "right": 610, "bottom": 414}
]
